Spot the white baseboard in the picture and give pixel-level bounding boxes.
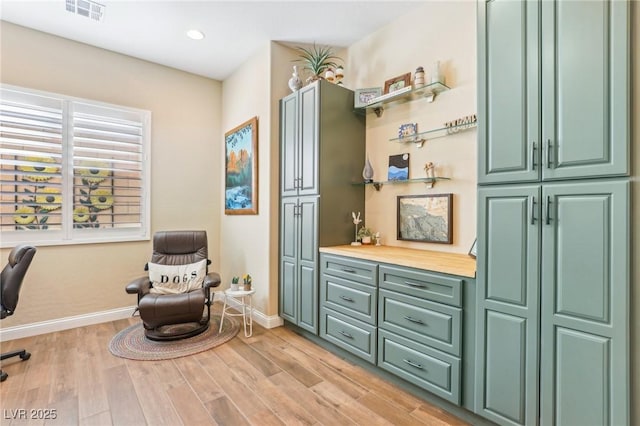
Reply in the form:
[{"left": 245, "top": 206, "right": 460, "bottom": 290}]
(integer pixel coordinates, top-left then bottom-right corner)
[
  {"left": 0, "top": 306, "right": 137, "bottom": 342},
  {"left": 213, "top": 292, "right": 283, "bottom": 329},
  {"left": 1, "top": 298, "right": 284, "bottom": 342}
]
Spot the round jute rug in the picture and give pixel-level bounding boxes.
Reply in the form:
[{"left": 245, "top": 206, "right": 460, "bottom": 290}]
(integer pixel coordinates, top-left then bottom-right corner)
[{"left": 108, "top": 314, "right": 240, "bottom": 361}]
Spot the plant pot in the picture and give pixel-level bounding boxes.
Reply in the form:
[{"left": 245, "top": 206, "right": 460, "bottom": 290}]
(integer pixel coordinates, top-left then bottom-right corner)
[
  {"left": 230, "top": 283, "right": 239, "bottom": 291},
  {"left": 244, "top": 284, "right": 252, "bottom": 291},
  {"left": 361, "top": 236, "right": 372, "bottom": 245}
]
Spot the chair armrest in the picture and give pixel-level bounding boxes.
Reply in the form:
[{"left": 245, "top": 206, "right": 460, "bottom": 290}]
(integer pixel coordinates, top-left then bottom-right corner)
[
  {"left": 204, "top": 272, "right": 221, "bottom": 289},
  {"left": 126, "top": 276, "right": 151, "bottom": 295}
]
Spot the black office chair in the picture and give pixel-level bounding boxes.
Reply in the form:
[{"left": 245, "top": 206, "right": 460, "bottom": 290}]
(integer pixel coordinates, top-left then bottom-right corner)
[{"left": 1, "top": 244, "right": 37, "bottom": 382}]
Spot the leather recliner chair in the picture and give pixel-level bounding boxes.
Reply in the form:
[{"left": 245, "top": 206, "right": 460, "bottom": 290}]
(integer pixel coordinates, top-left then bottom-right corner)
[
  {"left": 1, "top": 244, "right": 37, "bottom": 382},
  {"left": 126, "top": 230, "right": 221, "bottom": 341}
]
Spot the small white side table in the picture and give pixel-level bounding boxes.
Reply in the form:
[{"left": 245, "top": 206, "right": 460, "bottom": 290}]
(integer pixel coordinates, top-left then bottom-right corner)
[{"left": 219, "top": 288, "right": 256, "bottom": 337}]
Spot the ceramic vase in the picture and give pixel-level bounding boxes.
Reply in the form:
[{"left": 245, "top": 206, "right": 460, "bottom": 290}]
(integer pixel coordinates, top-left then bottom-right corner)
[
  {"left": 288, "top": 66, "right": 302, "bottom": 92},
  {"left": 362, "top": 156, "right": 374, "bottom": 183}
]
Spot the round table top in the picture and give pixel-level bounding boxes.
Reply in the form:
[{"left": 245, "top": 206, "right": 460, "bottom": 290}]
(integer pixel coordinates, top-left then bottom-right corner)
[{"left": 224, "top": 288, "right": 255, "bottom": 296}]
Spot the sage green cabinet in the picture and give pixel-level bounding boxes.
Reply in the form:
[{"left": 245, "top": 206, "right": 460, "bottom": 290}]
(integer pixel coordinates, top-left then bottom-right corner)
[
  {"left": 475, "top": 181, "right": 629, "bottom": 425},
  {"left": 279, "top": 80, "right": 365, "bottom": 333},
  {"left": 279, "top": 197, "right": 318, "bottom": 333},
  {"left": 478, "top": 0, "right": 629, "bottom": 184}
]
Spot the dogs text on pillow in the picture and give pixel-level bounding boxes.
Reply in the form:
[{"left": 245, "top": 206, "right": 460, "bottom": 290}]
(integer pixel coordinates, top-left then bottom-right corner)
[{"left": 148, "top": 259, "right": 207, "bottom": 294}]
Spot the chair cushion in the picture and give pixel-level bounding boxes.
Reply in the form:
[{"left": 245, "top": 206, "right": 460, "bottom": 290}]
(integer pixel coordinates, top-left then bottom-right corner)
[{"left": 148, "top": 259, "right": 207, "bottom": 294}]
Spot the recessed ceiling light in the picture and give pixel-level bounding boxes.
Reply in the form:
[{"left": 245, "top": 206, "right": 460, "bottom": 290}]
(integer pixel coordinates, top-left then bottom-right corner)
[{"left": 186, "top": 30, "right": 205, "bottom": 40}]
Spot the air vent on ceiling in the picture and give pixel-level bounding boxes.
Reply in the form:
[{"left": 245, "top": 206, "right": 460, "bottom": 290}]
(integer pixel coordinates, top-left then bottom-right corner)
[{"left": 65, "top": 0, "right": 105, "bottom": 22}]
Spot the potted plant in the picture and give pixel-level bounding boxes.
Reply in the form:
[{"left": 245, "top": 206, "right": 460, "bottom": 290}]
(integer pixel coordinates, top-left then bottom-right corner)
[
  {"left": 357, "top": 226, "right": 374, "bottom": 245},
  {"left": 231, "top": 276, "right": 240, "bottom": 291},
  {"left": 295, "top": 43, "right": 342, "bottom": 84},
  {"left": 242, "top": 274, "right": 252, "bottom": 291}
]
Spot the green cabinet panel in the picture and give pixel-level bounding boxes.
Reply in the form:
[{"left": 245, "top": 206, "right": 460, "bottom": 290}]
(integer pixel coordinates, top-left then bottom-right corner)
[
  {"left": 320, "top": 275, "right": 377, "bottom": 324},
  {"left": 541, "top": 0, "right": 629, "bottom": 180},
  {"left": 280, "top": 92, "right": 298, "bottom": 196},
  {"left": 540, "top": 180, "right": 629, "bottom": 426},
  {"left": 379, "top": 265, "right": 463, "bottom": 307},
  {"left": 279, "top": 199, "right": 298, "bottom": 323},
  {"left": 378, "top": 329, "right": 461, "bottom": 405},
  {"left": 478, "top": 0, "right": 540, "bottom": 184},
  {"left": 479, "top": 0, "right": 629, "bottom": 184},
  {"left": 321, "top": 254, "right": 377, "bottom": 286},
  {"left": 320, "top": 307, "right": 376, "bottom": 364},
  {"left": 298, "top": 84, "right": 319, "bottom": 196},
  {"left": 476, "top": 185, "right": 540, "bottom": 426}
]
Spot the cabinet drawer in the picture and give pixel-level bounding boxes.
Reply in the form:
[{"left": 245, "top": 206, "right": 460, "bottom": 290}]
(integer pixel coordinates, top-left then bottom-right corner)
[
  {"left": 379, "top": 289, "right": 461, "bottom": 356},
  {"left": 378, "top": 330, "right": 460, "bottom": 404},
  {"left": 379, "top": 265, "right": 462, "bottom": 307},
  {"left": 320, "top": 307, "right": 376, "bottom": 364},
  {"left": 320, "top": 254, "right": 377, "bottom": 286},
  {"left": 320, "top": 274, "right": 376, "bottom": 324}
]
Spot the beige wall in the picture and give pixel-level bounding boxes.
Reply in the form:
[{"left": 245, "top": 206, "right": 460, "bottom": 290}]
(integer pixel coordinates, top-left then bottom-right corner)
[
  {"left": 343, "top": 2, "right": 477, "bottom": 253},
  {"left": 0, "top": 22, "right": 222, "bottom": 327}
]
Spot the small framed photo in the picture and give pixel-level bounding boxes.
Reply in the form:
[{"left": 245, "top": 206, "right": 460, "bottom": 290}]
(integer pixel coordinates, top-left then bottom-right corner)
[
  {"left": 397, "top": 194, "right": 453, "bottom": 244},
  {"left": 398, "top": 123, "right": 418, "bottom": 139},
  {"left": 354, "top": 87, "right": 382, "bottom": 108},
  {"left": 388, "top": 153, "right": 409, "bottom": 181},
  {"left": 384, "top": 72, "right": 411, "bottom": 94},
  {"left": 468, "top": 238, "right": 477, "bottom": 258}
]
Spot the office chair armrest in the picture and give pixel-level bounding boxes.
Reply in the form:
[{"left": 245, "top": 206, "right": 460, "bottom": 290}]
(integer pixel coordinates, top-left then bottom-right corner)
[
  {"left": 203, "top": 272, "right": 221, "bottom": 289},
  {"left": 126, "top": 276, "right": 151, "bottom": 295}
]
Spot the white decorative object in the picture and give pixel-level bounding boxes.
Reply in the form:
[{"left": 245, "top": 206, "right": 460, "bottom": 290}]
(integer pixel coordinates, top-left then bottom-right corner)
[
  {"left": 375, "top": 232, "right": 381, "bottom": 246},
  {"left": 351, "top": 211, "right": 362, "bottom": 246},
  {"left": 414, "top": 66, "right": 425, "bottom": 86},
  {"left": 288, "top": 65, "right": 302, "bottom": 92},
  {"left": 362, "top": 155, "right": 374, "bottom": 183},
  {"left": 325, "top": 68, "right": 335, "bottom": 83},
  {"left": 425, "top": 162, "right": 435, "bottom": 179}
]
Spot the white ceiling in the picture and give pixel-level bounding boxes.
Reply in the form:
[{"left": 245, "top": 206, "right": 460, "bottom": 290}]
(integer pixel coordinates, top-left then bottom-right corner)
[{"left": 0, "top": 0, "right": 425, "bottom": 80}]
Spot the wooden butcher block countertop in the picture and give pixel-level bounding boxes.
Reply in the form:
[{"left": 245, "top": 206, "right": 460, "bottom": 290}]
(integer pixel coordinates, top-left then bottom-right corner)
[{"left": 319, "top": 245, "right": 476, "bottom": 278}]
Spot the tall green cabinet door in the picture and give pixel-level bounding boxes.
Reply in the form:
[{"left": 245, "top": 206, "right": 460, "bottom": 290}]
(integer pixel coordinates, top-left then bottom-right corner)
[
  {"left": 540, "top": 180, "right": 629, "bottom": 426},
  {"left": 297, "top": 196, "right": 319, "bottom": 333},
  {"left": 279, "top": 198, "right": 298, "bottom": 323},
  {"left": 298, "top": 84, "right": 319, "bottom": 196},
  {"left": 475, "top": 185, "right": 541, "bottom": 426},
  {"left": 477, "top": 0, "right": 540, "bottom": 184},
  {"left": 541, "top": 0, "right": 629, "bottom": 180},
  {"left": 280, "top": 92, "right": 298, "bottom": 197}
]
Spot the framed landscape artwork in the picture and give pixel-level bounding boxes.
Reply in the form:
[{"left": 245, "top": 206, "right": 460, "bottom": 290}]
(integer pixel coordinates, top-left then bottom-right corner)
[
  {"left": 397, "top": 193, "right": 453, "bottom": 244},
  {"left": 225, "top": 117, "right": 258, "bottom": 215}
]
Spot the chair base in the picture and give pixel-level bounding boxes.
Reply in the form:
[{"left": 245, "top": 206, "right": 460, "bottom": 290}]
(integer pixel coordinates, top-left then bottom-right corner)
[
  {"left": 144, "top": 321, "right": 209, "bottom": 341},
  {"left": 0, "top": 349, "right": 30, "bottom": 382}
]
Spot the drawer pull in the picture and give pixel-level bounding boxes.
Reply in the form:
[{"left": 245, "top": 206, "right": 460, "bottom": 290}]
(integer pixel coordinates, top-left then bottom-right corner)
[
  {"left": 338, "top": 330, "right": 353, "bottom": 339},
  {"left": 405, "top": 281, "right": 426, "bottom": 288},
  {"left": 403, "top": 315, "right": 425, "bottom": 325},
  {"left": 403, "top": 359, "right": 423, "bottom": 370},
  {"left": 339, "top": 295, "right": 354, "bottom": 302},
  {"left": 342, "top": 268, "right": 356, "bottom": 273}
]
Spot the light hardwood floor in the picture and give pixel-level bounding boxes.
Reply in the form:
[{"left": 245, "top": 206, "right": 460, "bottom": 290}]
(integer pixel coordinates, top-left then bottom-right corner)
[{"left": 0, "top": 309, "right": 469, "bottom": 426}]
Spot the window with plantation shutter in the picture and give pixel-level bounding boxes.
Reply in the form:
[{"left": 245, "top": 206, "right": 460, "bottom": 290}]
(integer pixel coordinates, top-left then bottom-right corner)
[{"left": 0, "top": 85, "right": 150, "bottom": 246}]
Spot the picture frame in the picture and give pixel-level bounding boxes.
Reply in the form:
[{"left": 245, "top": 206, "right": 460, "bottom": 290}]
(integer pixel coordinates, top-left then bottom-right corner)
[
  {"left": 354, "top": 87, "right": 383, "bottom": 108},
  {"left": 468, "top": 238, "right": 477, "bottom": 258},
  {"left": 384, "top": 72, "right": 411, "bottom": 94},
  {"left": 388, "top": 153, "right": 409, "bottom": 181},
  {"left": 397, "top": 193, "right": 453, "bottom": 244},
  {"left": 398, "top": 123, "right": 418, "bottom": 139},
  {"left": 225, "top": 117, "right": 258, "bottom": 215}
]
